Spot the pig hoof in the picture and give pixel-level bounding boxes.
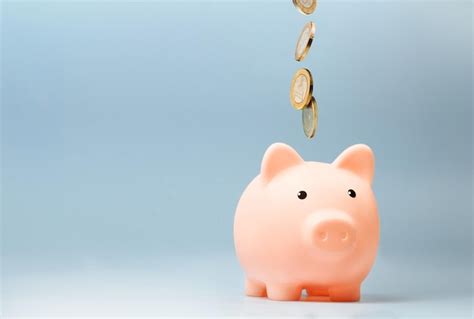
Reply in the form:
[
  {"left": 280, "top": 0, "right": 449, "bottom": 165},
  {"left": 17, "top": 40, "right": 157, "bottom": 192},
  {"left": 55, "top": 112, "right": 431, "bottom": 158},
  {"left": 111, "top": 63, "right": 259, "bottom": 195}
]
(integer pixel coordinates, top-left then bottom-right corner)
[
  {"left": 245, "top": 278, "right": 266, "bottom": 297},
  {"left": 266, "top": 284, "right": 301, "bottom": 301},
  {"left": 328, "top": 285, "right": 360, "bottom": 302}
]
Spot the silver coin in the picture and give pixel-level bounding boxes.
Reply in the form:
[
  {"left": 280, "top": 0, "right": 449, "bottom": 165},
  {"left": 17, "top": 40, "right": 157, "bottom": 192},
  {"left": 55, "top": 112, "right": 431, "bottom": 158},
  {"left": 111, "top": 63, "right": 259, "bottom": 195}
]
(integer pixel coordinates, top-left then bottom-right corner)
[
  {"left": 293, "top": 0, "right": 317, "bottom": 15},
  {"left": 302, "top": 97, "right": 318, "bottom": 138},
  {"left": 295, "top": 21, "right": 315, "bottom": 61}
]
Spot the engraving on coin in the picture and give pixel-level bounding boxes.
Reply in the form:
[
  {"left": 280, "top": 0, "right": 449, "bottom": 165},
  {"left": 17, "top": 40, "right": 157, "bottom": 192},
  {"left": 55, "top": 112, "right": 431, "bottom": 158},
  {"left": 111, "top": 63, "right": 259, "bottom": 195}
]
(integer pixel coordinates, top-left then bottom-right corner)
[
  {"left": 294, "top": 75, "right": 307, "bottom": 103},
  {"left": 302, "top": 97, "right": 318, "bottom": 138},
  {"left": 290, "top": 68, "right": 313, "bottom": 110},
  {"left": 297, "top": 29, "right": 310, "bottom": 55},
  {"left": 295, "top": 21, "right": 315, "bottom": 61},
  {"left": 300, "top": 0, "right": 312, "bottom": 8},
  {"left": 292, "top": 0, "right": 317, "bottom": 15}
]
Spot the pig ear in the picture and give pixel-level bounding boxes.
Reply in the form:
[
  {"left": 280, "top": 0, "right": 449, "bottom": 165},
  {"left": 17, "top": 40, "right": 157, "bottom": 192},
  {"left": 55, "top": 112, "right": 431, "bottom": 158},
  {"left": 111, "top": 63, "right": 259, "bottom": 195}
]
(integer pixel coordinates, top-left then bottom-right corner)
[
  {"left": 261, "top": 143, "right": 304, "bottom": 182},
  {"left": 332, "top": 144, "right": 375, "bottom": 183}
]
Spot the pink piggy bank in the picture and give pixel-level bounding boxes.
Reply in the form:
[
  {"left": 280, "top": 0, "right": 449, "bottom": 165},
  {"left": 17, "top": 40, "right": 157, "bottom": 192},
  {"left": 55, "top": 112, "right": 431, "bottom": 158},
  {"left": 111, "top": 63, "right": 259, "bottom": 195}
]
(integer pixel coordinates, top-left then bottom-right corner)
[{"left": 234, "top": 143, "right": 379, "bottom": 302}]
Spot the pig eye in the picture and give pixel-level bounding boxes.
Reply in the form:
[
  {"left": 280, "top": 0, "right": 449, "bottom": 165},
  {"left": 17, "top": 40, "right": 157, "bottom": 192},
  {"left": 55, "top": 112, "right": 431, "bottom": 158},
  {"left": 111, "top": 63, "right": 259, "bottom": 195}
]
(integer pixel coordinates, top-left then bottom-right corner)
[
  {"left": 348, "top": 189, "right": 356, "bottom": 198},
  {"left": 297, "top": 191, "right": 307, "bottom": 200}
]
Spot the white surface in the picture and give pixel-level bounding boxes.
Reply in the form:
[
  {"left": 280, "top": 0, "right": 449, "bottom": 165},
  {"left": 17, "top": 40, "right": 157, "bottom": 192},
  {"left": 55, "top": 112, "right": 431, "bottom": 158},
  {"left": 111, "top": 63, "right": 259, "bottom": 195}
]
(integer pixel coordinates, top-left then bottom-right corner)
[{"left": 2, "top": 252, "right": 472, "bottom": 317}]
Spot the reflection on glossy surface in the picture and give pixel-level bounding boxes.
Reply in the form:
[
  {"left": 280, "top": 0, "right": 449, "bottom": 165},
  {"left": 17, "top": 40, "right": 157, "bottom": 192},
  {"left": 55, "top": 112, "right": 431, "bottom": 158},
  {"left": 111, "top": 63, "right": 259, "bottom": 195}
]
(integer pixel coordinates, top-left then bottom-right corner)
[{"left": 3, "top": 252, "right": 472, "bottom": 317}]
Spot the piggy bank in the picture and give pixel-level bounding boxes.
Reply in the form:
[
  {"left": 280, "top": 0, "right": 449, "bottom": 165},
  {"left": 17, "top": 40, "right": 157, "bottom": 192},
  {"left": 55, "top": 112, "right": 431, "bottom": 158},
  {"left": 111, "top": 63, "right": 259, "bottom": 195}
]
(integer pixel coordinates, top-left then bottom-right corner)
[{"left": 234, "top": 143, "right": 379, "bottom": 302}]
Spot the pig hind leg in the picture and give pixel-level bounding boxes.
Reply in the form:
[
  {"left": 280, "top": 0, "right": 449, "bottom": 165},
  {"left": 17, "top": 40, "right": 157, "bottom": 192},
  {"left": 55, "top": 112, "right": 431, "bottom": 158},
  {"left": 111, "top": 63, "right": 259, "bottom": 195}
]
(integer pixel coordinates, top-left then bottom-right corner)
[
  {"left": 328, "top": 284, "right": 360, "bottom": 302},
  {"left": 306, "top": 287, "right": 329, "bottom": 297}
]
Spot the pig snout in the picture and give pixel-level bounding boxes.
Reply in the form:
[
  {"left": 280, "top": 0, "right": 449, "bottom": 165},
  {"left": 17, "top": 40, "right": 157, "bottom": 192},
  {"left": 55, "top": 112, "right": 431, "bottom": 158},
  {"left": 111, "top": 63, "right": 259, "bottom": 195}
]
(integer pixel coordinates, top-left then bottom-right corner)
[
  {"left": 303, "top": 211, "right": 357, "bottom": 252},
  {"left": 313, "top": 218, "right": 356, "bottom": 251}
]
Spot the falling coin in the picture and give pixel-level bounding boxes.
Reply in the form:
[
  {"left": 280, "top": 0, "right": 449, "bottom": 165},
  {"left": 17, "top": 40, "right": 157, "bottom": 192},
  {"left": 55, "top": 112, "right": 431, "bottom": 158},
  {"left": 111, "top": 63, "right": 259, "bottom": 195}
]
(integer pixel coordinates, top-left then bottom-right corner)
[
  {"left": 302, "top": 97, "right": 318, "bottom": 138},
  {"left": 295, "top": 21, "right": 316, "bottom": 61},
  {"left": 290, "top": 68, "right": 313, "bottom": 110},
  {"left": 292, "top": 0, "right": 317, "bottom": 16}
]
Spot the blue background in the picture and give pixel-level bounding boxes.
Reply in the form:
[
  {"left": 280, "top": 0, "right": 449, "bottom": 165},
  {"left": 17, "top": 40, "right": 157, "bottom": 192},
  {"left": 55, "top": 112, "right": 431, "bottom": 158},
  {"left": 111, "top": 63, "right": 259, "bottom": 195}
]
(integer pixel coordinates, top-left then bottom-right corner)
[{"left": 1, "top": 0, "right": 472, "bottom": 316}]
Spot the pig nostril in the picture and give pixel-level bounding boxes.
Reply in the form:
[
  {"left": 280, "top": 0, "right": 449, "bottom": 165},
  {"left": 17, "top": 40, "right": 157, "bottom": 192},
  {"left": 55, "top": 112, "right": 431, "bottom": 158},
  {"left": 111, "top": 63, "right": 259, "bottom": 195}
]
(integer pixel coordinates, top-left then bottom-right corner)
[
  {"left": 340, "top": 232, "right": 348, "bottom": 241},
  {"left": 308, "top": 216, "right": 356, "bottom": 251},
  {"left": 318, "top": 231, "right": 328, "bottom": 241}
]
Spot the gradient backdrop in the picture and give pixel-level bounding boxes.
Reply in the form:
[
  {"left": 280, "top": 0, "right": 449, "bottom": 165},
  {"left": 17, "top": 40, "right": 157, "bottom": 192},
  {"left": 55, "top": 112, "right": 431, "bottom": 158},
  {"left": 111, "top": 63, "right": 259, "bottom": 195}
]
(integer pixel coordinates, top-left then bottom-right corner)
[{"left": 1, "top": 0, "right": 472, "bottom": 317}]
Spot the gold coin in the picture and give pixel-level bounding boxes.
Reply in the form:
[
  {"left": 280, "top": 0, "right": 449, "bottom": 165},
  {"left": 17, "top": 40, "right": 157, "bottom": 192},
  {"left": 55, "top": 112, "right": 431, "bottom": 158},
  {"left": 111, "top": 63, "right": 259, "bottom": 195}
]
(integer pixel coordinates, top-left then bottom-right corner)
[
  {"left": 290, "top": 68, "right": 313, "bottom": 110},
  {"left": 292, "top": 0, "right": 317, "bottom": 15},
  {"left": 295, "top": 21, "right": 316, "bottom": 62},
  {"left": 302, "top": 97, "right": 318, "bottom": 138}
]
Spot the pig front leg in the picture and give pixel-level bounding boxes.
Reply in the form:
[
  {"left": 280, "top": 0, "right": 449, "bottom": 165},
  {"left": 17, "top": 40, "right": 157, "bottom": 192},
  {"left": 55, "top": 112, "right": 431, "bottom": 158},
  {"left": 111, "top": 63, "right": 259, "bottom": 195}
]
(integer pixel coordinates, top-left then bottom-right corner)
[
  {"left": 328, "top": 284, "right": 360, "bottom": 302},
  {"left": 266, "top": 283, "right": 302, "bottom": 301},
  {"left": 245, "top": 278, "right": 266, "bottom": 297}
]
